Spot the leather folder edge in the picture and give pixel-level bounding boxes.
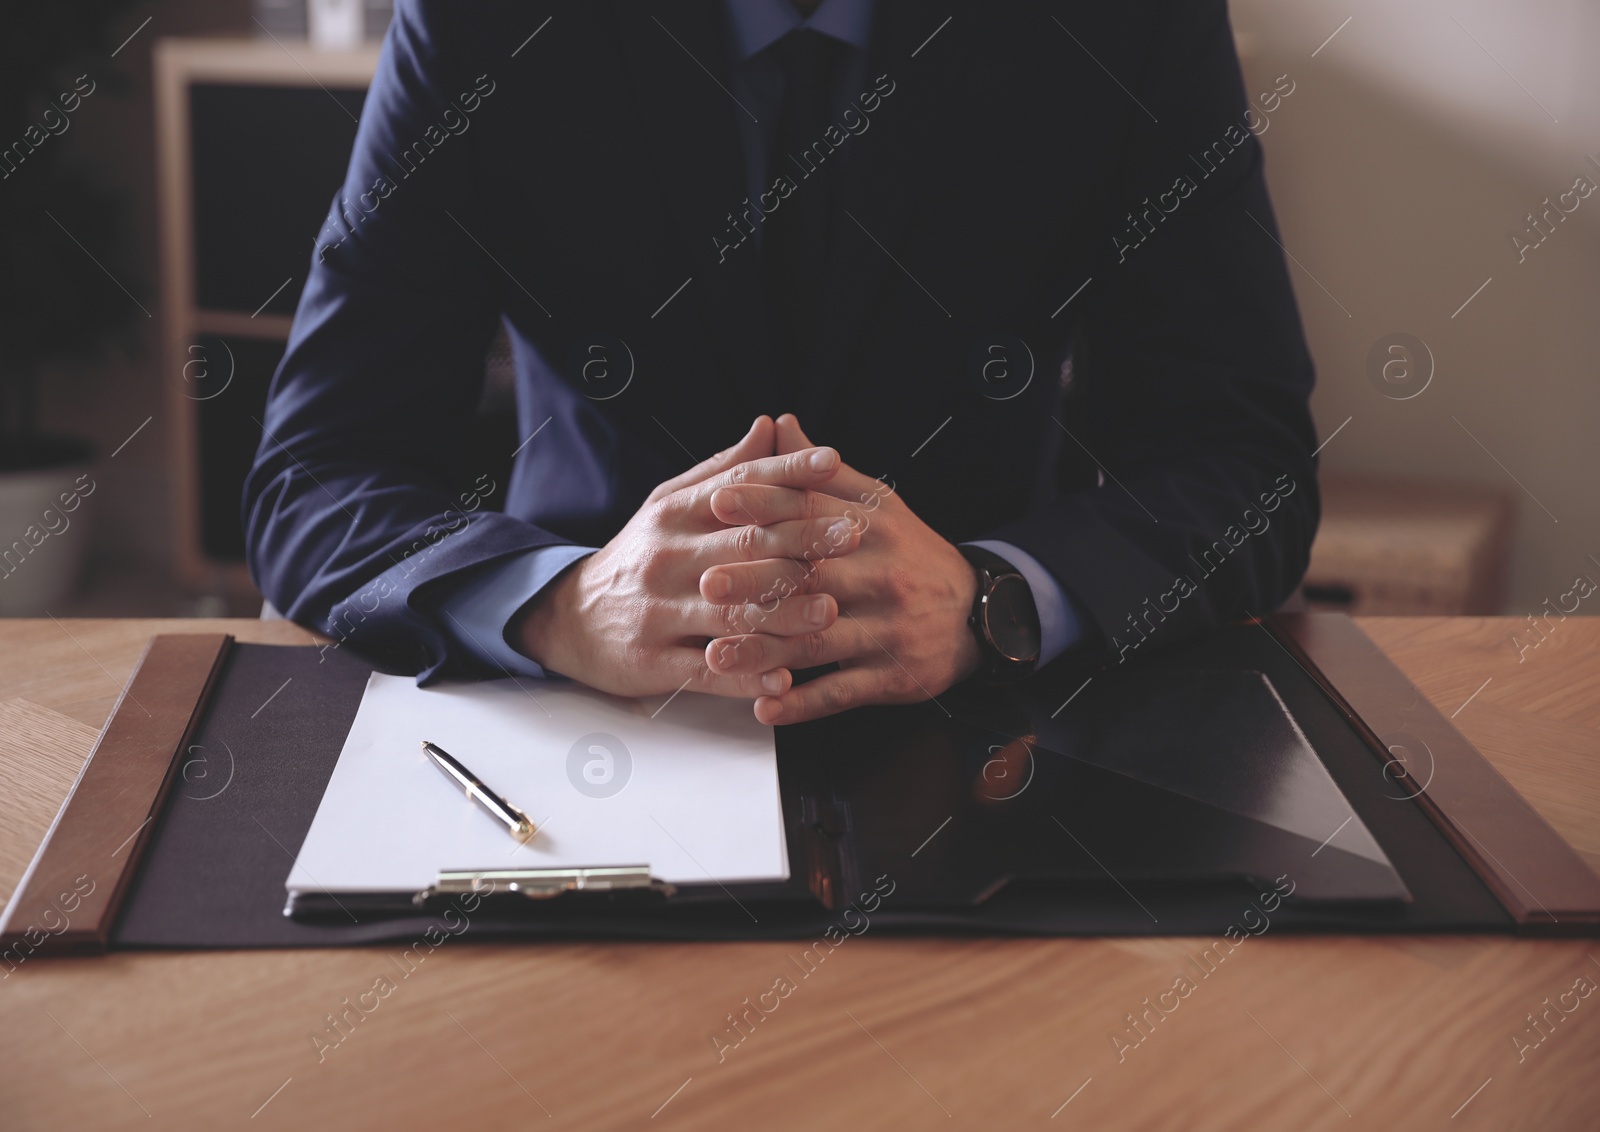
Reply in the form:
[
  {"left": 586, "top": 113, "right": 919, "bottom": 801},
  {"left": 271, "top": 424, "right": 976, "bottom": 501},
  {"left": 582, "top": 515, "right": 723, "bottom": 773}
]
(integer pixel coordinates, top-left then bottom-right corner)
[
  {"left": 1272, "top": 612, "right": 1600, "bottom": 933},
  {"left": 0, "top": 632, "right": 233, "bottom": 957}
]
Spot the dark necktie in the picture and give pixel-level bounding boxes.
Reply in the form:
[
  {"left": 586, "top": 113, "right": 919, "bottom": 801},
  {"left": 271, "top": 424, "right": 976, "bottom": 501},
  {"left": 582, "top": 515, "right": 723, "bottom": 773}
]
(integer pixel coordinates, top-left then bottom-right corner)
[{"left": 763, "top": 29, "right": 845, "bottom": 404}]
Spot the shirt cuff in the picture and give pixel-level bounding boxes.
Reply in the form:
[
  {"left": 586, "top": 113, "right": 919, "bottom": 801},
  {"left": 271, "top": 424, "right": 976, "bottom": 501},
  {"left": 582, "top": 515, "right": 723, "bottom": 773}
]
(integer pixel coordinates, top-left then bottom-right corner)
[
  {"left": 432, "top": 545, "right": 598, "bottom": 678},
  {"left": 966, "top": 539, "right": 1084, "bottom": 668}
]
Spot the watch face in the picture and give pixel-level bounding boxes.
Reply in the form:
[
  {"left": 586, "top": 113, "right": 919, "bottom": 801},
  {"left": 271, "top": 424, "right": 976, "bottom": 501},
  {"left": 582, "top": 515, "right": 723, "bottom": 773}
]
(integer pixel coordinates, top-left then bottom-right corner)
[{"left": 982, "top": 575, "right": 1042, "bottom": 663}]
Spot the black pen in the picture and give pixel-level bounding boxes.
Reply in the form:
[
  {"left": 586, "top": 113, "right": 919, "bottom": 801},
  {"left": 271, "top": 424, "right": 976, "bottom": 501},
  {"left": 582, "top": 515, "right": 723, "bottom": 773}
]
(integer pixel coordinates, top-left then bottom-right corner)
[{"left": 421, "top": 740, "right": 535, "bottom": 842}]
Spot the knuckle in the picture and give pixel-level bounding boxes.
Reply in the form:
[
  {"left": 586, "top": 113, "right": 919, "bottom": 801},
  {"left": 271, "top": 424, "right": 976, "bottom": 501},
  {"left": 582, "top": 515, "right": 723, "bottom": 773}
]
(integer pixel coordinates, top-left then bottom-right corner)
[
  {"left": 642, "top": 595, "right": 678, "bottom": 635},
  {"left": 746, "top": 596, "right": 778, "bottom": 633},
  {"left": 719, "top": 601, "right": 749, "bottom": 636},
  {"left": 884, "top": 565, "right": 916, "bottom": 603},
  {"left": 635, "top": 545, "right": 670, "bottom": 589},
  {"left": 773, "top": 567, "right": 804, "bottom": 600},
  {"left": 633, "top": 546, "right": 665, "bottom": 588},
  {"left": 733, "top": 523, "right": 761, "bottom": 560},
  {"left": 622, "top": 641, "right": 656, "bottom": 673},
  {"left": 800, "top": 631, "right": 829, "bottom": 666},
  {"left": 652, "top": 493, "right": 689, "bottom": 528},
  {"left": 798, "top": 558, "right": 825, "bottom": 593}
]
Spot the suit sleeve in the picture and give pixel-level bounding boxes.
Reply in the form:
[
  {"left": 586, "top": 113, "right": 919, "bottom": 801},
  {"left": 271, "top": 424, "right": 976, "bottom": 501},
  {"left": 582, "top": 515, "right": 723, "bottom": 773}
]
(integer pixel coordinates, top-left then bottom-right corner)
[
  {"left": 965, "top": 540, "right": 1086, "bottom": 667},
  {"left": 985, "top": 0, "right": 1320, "bottom": 670},
  {"left": 427, "top": 544, "right": 598, "bottom": 678},
  {"left": 242, "top": 2, "right": 568, "bottom": 681}
]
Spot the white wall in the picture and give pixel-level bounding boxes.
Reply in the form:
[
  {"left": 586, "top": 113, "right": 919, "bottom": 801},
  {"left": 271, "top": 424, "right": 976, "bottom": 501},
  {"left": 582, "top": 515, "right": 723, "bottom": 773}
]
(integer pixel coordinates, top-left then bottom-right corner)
[{"left": 1230, "top": 0, "right": 1600, "bottom": 613}]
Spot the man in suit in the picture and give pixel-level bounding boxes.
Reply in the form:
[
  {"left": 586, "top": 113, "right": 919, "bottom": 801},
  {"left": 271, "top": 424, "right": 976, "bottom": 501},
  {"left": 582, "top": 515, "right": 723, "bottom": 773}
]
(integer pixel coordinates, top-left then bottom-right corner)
[{"left": 245, "top": 0, "right": 1320, "bottom": 725}]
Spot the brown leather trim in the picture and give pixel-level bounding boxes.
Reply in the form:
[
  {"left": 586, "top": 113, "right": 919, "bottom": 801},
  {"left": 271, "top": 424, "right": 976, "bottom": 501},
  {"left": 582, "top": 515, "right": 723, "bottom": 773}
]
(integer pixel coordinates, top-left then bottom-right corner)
[
  {"left": 0, "top": 634, "right": 232, "bottom": 957},
  {"left": 1271, "top": 613, "right": 1600, "bottom": 931}
]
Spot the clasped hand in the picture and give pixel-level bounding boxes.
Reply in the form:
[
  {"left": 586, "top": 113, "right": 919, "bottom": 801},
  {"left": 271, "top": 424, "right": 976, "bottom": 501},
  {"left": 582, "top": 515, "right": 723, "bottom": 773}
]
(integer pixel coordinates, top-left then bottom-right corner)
[{"left": 514, "top": 415, "right": 980, "bottom": 723}]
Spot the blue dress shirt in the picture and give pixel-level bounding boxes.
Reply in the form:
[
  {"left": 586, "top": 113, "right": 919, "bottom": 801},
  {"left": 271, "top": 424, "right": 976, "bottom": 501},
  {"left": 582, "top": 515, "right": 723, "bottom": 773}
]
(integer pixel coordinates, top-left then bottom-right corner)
[{"left": 431, "top": 0, "right": 1082, "bottom": 678}]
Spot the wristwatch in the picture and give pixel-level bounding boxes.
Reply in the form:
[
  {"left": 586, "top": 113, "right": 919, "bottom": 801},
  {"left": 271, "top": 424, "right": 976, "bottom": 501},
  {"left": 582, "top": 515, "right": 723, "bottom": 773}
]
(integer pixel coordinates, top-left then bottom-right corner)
[{"left": 958, "top": 545, "right": 1042, "bottom": 684}]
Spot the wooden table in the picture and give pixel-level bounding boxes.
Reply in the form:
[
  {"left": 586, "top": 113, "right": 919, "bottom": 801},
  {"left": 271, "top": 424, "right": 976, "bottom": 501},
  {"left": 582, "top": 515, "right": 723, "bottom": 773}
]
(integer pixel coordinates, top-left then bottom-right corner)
[{"left": 1, "top": 618, "right": 1597, "bottom": 1130}]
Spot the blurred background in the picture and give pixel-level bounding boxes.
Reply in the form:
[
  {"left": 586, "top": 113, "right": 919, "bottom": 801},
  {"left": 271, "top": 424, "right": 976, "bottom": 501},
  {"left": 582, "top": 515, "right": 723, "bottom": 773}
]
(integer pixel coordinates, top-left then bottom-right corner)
[{"left": 2, "top": 0, "right": 1595, "bottom": 625}]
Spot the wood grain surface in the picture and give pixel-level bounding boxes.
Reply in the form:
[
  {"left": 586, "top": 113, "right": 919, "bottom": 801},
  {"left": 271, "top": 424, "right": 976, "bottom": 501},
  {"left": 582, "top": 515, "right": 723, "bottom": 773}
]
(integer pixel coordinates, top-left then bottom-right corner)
[{"left": 0, "top": 617, "right": 1595, "bottom": 1131}]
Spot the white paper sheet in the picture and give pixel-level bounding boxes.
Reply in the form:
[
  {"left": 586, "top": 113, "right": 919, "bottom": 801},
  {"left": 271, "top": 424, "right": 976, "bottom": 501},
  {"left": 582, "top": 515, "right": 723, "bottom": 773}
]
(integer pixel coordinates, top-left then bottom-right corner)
[{"left": 286, "top": 673, "right": 788, "bottom": 894}]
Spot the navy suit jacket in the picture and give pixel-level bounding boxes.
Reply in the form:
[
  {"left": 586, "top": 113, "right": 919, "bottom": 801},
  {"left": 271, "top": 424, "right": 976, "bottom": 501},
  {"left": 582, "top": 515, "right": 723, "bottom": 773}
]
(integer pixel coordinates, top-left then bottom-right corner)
[{"left": 244, "top": 0, "right": 1320, "bottom": 683}]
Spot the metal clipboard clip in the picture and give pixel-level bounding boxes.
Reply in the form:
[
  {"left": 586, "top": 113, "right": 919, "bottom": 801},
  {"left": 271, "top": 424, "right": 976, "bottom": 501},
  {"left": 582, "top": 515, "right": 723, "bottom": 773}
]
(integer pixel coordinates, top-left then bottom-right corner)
[{"left": 415, "top": 865, "right": 677, "bottom": 905}]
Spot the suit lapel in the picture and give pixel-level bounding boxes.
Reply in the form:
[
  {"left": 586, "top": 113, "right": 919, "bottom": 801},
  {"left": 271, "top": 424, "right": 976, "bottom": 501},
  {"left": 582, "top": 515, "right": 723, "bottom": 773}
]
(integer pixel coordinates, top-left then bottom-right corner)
[
  {"left": 799, "top": 0, "right": 979, "bottom": 425},
  {"left": 607, "top": 0, "right": 777, "bottom": 420}
]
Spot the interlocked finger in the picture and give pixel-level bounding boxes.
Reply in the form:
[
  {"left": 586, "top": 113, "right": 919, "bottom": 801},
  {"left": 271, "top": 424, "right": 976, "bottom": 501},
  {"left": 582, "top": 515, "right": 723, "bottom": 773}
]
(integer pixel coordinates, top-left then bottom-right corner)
[
  {"left": 680, "top": 592, "right": 838, "bottom": 640},
  {"left": 655, "top": 647, "right": 793, "bottom": 699},
  {"left": 700, "top": 555, "right": 863, "bottom": 606},
  {"left": 708, "top": 484, "right": 858, "bottom": 528},
  {"left": 704, "top": 620, "right": 866, "bottom": 676},
  {"left": 704, "top": 515, "right": 861, "bottom": 567},
  {"left": 753, "top": 666, "right": 889, "bottom": 725}
]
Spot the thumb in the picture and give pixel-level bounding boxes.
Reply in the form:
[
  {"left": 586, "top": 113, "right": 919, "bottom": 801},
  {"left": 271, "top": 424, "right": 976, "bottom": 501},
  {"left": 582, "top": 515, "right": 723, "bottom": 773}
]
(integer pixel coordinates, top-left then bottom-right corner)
[
  {"left": 649, "top": 416, "right": 775, "bottom": 501},
  {"left": 718, "top": 414, "right": 778, "bottom": 466},
  {"left": 774, "top": 413, "right": 818, "bottom": 455},
  {"left": 774, "top": 413, "right": 886, "bottom": 501}
]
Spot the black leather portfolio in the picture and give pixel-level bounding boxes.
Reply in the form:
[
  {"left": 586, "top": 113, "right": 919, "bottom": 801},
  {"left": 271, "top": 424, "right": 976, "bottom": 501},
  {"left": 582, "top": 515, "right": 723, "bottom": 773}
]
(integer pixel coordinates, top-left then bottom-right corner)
[{"left": 6, "top": 615, "right": 1598, "bottom": 953}]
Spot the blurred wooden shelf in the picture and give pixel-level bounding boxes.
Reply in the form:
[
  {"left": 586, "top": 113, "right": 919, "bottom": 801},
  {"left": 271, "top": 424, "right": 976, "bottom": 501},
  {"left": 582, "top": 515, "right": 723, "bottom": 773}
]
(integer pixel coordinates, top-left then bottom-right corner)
[{"left": 155, "top": 37, "right": 381, "bottom": 591}]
